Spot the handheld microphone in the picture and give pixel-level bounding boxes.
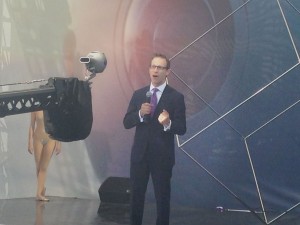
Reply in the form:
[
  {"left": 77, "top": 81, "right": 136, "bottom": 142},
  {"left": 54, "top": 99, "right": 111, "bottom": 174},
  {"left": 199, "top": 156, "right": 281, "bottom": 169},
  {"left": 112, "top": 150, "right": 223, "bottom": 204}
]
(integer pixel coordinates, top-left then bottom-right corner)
[{"left": 144, "top": 91, "right": 152, "bottom": 123}]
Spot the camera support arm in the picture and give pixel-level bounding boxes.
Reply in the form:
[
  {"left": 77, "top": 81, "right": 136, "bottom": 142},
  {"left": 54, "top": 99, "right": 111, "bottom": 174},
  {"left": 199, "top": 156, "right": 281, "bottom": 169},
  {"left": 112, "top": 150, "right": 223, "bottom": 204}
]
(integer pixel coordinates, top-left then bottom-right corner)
[{"left": 0, "top": 81, "right": 56, "bottom": 118}]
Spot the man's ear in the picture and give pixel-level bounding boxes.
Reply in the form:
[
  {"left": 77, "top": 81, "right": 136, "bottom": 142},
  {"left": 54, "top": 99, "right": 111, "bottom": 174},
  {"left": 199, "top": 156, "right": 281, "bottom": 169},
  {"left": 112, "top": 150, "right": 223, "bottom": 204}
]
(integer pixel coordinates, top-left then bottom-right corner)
[{"left": 166, "top": 69, "right": 171, "bottom": 76}]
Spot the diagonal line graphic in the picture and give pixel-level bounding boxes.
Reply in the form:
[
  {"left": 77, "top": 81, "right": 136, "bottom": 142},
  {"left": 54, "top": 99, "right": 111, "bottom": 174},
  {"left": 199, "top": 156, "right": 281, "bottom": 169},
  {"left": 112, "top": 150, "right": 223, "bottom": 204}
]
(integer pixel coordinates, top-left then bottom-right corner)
[
  {"left": 170, "top": 0, "right": 253, "bottom": 61},
  {"left": 245, "top": 97, "right": 300, "bottom": 224},
  {"left": 172, "top": 0, "right": 300, "bottom": 224},
  {"left": 278, "top": 0, "right": 300, "bottom": 61}
]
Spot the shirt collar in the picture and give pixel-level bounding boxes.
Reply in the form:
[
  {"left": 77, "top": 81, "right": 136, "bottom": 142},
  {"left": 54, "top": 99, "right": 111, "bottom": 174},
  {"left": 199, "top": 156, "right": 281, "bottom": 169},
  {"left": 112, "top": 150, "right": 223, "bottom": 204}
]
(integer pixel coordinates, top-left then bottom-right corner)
[{"left": 150, "top": 82, "right": 166, "bottom": 93}]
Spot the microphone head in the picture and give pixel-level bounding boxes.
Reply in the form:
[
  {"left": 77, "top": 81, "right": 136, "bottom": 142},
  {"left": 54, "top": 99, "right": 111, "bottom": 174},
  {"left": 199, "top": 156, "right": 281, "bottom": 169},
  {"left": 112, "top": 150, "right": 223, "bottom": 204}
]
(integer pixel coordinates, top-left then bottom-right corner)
[
  {"left": 146, "top": 91, "right": 152, "bottom": 104},
  {"left": 146, "top": 91, "right": 152, "bottom": 98}
]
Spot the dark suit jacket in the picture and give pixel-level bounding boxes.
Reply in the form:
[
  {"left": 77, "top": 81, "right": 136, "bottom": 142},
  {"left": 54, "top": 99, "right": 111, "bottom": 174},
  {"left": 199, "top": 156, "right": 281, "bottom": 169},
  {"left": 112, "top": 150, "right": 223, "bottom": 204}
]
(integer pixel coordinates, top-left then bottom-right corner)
[{"left": 123, "top": 85, "right": 186, "bottom": 167}]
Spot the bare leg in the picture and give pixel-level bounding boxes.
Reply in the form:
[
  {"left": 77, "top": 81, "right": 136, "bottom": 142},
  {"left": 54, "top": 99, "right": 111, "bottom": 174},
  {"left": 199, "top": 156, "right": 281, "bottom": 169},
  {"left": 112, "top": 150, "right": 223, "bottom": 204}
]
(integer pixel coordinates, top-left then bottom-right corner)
[
  {"left": 33, "top": 141, "right": 43, "bottom": 199},
  {"left": 34, "top": 140, "right": 56, "bottom": 201}
]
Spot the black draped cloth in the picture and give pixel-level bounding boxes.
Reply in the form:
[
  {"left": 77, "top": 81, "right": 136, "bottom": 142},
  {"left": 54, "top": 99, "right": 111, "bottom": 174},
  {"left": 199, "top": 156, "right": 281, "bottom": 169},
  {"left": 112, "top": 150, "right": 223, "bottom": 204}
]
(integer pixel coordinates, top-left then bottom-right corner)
[{"left": 44, "top": 77, "right": 93, "bottom": 142}]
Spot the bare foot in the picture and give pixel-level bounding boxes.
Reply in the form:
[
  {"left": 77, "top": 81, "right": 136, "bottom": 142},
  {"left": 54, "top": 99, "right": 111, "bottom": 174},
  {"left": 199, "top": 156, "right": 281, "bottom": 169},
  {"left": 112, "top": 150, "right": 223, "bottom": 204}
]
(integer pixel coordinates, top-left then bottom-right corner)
[{"left": 36, "top": 196, "right": 49, "bottom": 202}]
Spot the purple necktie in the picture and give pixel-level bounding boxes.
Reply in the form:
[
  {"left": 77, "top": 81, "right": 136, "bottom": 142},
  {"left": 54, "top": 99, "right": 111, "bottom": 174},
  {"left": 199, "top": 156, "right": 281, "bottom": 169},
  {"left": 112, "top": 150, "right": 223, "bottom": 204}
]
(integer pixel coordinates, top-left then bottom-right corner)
[{"left": 150, "top": 88, "right": 158, "bottom": 117}]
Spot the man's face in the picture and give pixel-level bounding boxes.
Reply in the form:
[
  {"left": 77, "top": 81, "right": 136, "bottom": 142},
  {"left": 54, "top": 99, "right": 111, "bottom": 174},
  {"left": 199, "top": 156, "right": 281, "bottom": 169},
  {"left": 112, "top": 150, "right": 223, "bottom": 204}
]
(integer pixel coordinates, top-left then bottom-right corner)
[{"left": 149, "top": 57, "right": 170, "bottom": 87}]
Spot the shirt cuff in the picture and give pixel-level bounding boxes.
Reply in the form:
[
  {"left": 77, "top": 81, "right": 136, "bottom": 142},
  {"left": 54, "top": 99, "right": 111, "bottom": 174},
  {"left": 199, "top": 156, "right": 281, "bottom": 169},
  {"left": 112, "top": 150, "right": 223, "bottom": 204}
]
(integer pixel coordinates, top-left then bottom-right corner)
[
  {"left": 163, "top": 120, "right": 171, "bottom": 131},
  {"left": 139, "top": 110, "right": 144, "bottom": 122}
]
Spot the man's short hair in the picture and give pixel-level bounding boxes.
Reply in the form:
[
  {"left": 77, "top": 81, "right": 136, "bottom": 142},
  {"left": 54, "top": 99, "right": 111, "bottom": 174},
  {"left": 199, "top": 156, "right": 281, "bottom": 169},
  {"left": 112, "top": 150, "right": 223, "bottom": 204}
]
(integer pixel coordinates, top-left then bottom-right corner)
[{"left": 151, "top": 53, "right": 170, "bottom": 69}]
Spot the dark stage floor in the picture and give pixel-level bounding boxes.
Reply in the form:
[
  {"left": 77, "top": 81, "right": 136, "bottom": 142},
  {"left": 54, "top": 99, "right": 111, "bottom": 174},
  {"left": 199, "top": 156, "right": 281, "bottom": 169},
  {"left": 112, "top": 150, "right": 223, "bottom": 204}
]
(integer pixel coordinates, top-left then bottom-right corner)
[{"left": 0, "top": 197, "right": 300, "bottom": 225}]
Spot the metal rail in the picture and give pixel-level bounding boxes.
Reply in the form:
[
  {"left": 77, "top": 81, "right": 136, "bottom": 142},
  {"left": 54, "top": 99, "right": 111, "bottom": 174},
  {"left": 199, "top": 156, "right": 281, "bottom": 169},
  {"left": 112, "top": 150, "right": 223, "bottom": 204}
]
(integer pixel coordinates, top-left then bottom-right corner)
[{"left": 0, "top": 81, "right": 56, "bottom": 118}]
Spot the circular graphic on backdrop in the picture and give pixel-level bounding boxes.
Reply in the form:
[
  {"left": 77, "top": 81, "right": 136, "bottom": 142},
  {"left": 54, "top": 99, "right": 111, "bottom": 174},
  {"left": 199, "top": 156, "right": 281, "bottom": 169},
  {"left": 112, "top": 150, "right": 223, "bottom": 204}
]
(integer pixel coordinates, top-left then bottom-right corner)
[{"left": 114, "top": 0, "right": 237, "bottom": 118}]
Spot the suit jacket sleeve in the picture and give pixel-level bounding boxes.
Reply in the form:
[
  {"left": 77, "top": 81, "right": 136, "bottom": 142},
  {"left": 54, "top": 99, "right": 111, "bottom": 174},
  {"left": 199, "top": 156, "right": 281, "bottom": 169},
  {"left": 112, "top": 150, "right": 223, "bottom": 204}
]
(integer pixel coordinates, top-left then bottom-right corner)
[
  {"left": 162, "top": 87, "right": 186, "bottom": 136},
  {"left": 123, "top": 88, "right": 145, "bottom": 129}
]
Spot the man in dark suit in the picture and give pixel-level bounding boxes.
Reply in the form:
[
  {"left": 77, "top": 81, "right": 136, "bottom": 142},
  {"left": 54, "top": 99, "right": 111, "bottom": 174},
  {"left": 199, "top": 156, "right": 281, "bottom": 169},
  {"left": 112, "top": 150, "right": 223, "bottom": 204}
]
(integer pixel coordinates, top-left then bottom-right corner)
[{"left": 123, "top": 53, "right": 186, "bottom": 225}]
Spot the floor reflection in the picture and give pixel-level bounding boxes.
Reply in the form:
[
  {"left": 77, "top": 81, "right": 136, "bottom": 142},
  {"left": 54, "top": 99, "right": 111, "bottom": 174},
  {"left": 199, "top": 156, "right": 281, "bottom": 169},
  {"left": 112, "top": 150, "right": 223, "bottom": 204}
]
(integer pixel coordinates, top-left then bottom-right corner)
[
  {"left": 35, "top": 201, "right": 45, "bottom": 225},
  {"left": 0, "top": 197, "right": 299, "bottom": 225}
]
